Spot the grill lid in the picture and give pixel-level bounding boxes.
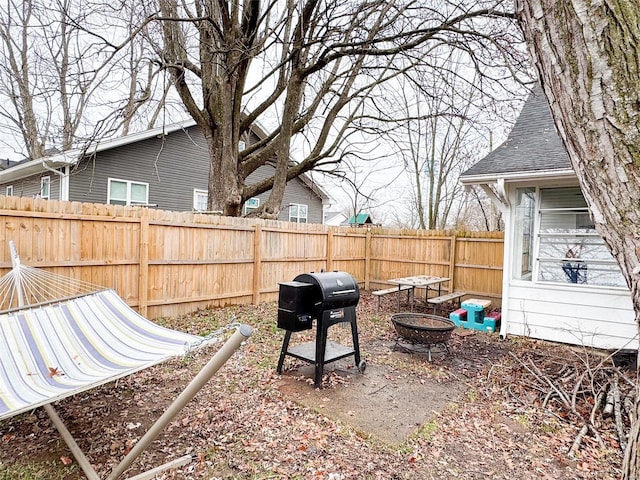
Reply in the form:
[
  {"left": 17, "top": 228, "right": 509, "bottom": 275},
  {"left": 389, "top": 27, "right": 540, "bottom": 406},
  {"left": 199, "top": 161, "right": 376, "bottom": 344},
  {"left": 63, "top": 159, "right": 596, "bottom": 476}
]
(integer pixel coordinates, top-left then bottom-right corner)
[{"left": 293, "top": 271, "right": 360, "bottom": 315}]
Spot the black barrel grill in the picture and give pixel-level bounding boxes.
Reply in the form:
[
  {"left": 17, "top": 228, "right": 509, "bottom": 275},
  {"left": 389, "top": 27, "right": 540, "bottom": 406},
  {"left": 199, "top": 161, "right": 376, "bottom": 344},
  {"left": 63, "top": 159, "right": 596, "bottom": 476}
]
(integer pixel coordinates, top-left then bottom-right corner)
[{"left": 276, "top": 271, "right": 365, "bottom": 387}]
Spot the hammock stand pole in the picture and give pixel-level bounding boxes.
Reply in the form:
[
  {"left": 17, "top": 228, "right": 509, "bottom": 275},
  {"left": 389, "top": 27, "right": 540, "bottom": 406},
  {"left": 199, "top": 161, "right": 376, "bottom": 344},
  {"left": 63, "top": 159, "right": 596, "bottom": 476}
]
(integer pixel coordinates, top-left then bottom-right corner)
[
  {"left": 45, "top": 404, "right": 102, "bottom": 480},
  {"left": 39, "top": 325, "right": 253, "bottom": 480},
  {"left": 107, "top": 324, "right": 252, "bottom": 480}
]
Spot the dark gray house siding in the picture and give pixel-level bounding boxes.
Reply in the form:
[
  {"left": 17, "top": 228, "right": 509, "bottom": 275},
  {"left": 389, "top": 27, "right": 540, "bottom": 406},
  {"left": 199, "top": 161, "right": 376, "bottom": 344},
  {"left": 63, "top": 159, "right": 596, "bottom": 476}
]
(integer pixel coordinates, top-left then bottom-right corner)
[
  {"left": 3, "top": 125, "right": 326, "bottom": 223},
  {"left": 3, "top": 172, "right": 60, "bottom": 200},
  {"left": 69, "top": 126, "right": 211, "bottom": 211}
]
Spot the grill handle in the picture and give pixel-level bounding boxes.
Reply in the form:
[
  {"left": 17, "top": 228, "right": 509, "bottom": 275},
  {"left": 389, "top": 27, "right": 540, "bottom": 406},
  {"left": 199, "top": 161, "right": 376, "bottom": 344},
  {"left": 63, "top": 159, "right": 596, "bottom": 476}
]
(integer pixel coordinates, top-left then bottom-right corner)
[{"left": 330, "top": 289, "right": 356, "bottom": 296}]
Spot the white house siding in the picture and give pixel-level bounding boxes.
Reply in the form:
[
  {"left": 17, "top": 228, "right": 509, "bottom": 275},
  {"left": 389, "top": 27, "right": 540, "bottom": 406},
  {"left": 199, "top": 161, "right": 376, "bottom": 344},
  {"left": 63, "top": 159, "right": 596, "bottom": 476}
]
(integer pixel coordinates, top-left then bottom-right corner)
[
  {"left": 496, "top": 180, "right": 639, "bottom": 352},
  {"left": 461, "top": 86, "right": 638, "bottom": 352},
  {"left": 504, "top": 283, "right": 637, "bottom": 350}
]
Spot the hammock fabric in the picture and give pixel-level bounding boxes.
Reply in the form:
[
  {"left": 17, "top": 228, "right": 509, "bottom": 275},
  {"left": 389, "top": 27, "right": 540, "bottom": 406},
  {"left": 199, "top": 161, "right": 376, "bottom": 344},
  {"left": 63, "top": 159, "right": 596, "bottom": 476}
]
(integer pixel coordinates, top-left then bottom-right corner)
[{"left": 0, "top": 289, "right": 208, "bottom": 421}]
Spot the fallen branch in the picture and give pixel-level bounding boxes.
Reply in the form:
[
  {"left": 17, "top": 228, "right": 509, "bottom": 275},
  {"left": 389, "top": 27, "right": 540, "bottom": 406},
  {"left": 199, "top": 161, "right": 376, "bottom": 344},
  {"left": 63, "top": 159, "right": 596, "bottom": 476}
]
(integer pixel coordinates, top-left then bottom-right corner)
[
  {"left": 509, "top": 352, "right": 571, "bottom": 409},
  {"left": 507, "top": 351, "right": 635, "bottom": 455},
  {"left": 569, "top": 424, "right": 588, "bottom": 456},
  {"left": 611, "top": 376, "right": 627, "bottom": 451},
  {"left": 623, "top": 389, "right": 634, "bottom": 425},
  {"left": 602, "top": 376, "right": 616, "bottom": 417}
]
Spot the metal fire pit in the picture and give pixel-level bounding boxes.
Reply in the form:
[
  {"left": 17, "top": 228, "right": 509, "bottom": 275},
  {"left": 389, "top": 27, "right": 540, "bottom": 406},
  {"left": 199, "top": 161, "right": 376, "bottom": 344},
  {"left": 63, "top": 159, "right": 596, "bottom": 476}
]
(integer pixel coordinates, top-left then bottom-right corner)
[{"left": 391, "top": 313, "right": 455, "bottom": 361}]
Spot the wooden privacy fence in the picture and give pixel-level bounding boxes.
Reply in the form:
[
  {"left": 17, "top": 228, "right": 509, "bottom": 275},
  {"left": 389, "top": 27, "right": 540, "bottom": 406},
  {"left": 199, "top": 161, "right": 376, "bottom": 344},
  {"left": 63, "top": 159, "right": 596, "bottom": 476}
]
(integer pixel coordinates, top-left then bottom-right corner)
[{"left": 0, "top": 196, "right": 504, "bottom": 319}]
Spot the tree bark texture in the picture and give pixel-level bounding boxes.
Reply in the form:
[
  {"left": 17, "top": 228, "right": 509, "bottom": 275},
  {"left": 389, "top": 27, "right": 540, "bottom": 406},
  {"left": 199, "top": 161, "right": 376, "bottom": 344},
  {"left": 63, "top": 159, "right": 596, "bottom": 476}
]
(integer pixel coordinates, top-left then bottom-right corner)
[{"left": 516, "top": 0, "right": 640, "bottom": 477}]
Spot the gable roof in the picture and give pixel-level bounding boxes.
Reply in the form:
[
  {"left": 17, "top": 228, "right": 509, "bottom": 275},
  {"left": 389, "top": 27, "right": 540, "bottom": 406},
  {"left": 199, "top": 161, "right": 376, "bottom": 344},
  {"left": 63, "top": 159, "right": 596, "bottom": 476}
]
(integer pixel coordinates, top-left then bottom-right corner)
[
  {"left": 460, "top": 84, "right": 573, "bottom": 183},
  {"left": 0, "top": 120, "right": 198, "bottom": 183},
  {"left": 0, "top": 120, "right": 330, "bottom": 201},
  {"left": 324, "top": 212, "right": 348, "bottom": 226}
]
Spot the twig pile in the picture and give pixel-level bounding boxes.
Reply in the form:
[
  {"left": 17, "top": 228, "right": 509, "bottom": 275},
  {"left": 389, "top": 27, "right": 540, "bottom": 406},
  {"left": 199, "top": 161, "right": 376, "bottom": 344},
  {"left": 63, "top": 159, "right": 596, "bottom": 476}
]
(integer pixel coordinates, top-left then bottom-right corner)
[{"left": 506, "top": 349, "right": 636, "bottom": 455}]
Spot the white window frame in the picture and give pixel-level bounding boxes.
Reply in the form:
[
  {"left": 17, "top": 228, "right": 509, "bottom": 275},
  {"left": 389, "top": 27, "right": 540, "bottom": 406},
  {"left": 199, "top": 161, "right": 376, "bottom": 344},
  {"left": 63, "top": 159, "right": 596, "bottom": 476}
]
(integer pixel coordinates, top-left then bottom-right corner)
[
  {"left": 243, "top": 197, "right": 260, "bottom": 215},
  {"left": 40, "top": 176, "right": 51, "bottom": 200},
  {"left": 289, "top": 203, "right": 308, "bottom": 223},
  {"left": 528, "top": 186, "right": 625, "bottom": 288},
  {"left": 5, "top": 185, "right": 13, "bottom": 196},
  {"left": 193, "top": 189, "right": 208, "bottom": 211},
  {"left": 107, "top": 178, "right": 149, "bottom": 206},
  {"left": 512, "top": 188, "right": 535, "bottom": 281}
]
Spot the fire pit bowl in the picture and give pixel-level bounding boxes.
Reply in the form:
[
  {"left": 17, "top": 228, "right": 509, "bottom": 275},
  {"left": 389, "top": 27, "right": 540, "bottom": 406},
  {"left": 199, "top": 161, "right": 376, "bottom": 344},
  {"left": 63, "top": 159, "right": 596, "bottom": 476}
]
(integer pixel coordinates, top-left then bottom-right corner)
[{"left": 391, "top": 313, "right": 455, "bottom": 346}]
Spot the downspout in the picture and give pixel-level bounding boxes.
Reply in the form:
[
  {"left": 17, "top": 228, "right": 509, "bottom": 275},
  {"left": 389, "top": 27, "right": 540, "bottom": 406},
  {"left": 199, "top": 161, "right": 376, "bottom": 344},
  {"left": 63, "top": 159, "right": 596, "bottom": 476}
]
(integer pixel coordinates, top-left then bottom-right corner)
[{"left": 42, "top": 160, "right": 70, "bottom": 201}]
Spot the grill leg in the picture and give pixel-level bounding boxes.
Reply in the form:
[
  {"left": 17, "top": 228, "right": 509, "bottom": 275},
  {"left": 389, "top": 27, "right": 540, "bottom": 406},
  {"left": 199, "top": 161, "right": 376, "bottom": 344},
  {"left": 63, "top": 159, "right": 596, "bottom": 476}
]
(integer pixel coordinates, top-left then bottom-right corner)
[
  {"left": 350, "top": 314, "right": 361, "bottom": 367},
  {"left": 315, "top": 321, "right": 329, "bottom": 388},
  {"left": 277, "top": 330, "right": 292, "bottom": 374}
]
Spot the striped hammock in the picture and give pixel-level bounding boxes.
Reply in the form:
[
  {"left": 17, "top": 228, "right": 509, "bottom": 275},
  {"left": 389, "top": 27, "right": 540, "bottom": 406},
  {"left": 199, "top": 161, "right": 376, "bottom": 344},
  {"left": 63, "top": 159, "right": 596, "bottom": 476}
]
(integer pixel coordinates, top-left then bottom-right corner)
[{"left": 0, "top": 288, "right": 211, "bottom": 421}]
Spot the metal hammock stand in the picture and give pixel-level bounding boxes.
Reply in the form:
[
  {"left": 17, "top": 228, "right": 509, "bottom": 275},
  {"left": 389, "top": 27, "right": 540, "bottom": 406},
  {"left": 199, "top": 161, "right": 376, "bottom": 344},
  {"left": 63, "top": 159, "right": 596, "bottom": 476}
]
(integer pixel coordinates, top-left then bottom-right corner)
[{"left": 0, "top": 241, "right": 252, "bottom": 480}]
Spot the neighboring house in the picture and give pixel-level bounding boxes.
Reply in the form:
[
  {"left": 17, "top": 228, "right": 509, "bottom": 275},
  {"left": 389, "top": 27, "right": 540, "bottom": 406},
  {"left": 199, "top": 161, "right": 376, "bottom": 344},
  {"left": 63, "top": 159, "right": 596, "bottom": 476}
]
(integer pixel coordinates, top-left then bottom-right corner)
[
  {"left": 460, "top": 85, "right": 637, "bottom": 351},
  {"left": 324, "top": 211, "right": 348, "bottom": 226},
  {"left": 0, "top": 121, "right": 330, "bottom": 224}
]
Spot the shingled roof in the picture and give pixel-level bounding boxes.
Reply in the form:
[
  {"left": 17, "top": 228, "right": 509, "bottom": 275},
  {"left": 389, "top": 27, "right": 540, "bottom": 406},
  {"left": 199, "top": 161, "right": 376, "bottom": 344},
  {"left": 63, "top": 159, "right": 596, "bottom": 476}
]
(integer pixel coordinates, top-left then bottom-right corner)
[{"left": 461, "top": 85, "right": 572, "bottom": 180}]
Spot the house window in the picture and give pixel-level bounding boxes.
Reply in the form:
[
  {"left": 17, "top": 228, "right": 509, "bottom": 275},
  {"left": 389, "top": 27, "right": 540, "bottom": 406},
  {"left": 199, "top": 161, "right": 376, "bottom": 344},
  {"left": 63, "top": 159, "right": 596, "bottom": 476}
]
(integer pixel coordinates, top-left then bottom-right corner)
[
  {"left": 6, "top": 185, "right": 13, "bottom": 196},
  {"left": 40, "top": 176, "right": 51, "bottom": 200},
  {"left": 107, "top": 178, "right": 149, "bottom": 206},
  {"left": 193, "top": 189, "right": 208, "bottom": 211},
  {"left": 243, "top": 197, "right": 260, "bottom": 215},
  {"left": 289, "top": 203, "right": 308, "bottom": 223},
  {"left": 513, "top": 188, "right": 535, "bottom": 280},
  {"left": 536, "top": 186, "right": 625, "bottom": 287}
]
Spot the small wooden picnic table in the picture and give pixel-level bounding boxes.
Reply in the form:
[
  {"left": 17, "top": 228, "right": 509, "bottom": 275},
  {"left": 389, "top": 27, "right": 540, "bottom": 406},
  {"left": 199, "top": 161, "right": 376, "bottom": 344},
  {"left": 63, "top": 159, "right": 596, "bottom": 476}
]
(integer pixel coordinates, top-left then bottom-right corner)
[{"left": 387, "top": 275, "right": 450, "bottom": 311}]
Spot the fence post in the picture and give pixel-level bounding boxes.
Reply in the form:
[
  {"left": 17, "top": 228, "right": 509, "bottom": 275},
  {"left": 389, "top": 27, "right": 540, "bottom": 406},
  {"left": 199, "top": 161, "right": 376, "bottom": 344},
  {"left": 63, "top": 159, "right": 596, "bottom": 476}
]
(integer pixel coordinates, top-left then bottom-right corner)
[
  {"left": 326, "top": 228, "right": 334, "bottom": 272},
  {"left": 365, "top": 228, "right": 371, "bottom": 290},
  {"left": 253, "top": 224, "right": 262, "bottom": 304},
  {"left": 448, "top": 233, "right": 457, "bottom": 292},
  {"left": 138, "top": 208, "right": 150, "bottom": 317}
]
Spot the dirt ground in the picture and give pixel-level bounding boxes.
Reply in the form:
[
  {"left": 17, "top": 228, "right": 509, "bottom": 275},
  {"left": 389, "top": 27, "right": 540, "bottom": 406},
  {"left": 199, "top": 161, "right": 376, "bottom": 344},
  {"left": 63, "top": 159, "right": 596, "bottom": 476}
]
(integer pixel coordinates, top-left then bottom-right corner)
[
  {"left": 278, "top": 359, "right": 467, "bottom": 445},
  {"left": 0, "top": 292, "right": 632, "bottom": 479}
]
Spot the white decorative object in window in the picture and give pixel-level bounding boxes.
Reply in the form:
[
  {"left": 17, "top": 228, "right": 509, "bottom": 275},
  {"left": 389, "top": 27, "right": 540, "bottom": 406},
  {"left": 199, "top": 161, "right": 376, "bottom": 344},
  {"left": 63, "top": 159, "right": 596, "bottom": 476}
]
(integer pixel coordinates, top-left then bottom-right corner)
[
  {"left": 107, "top": 178, "right": 149, "bottom": 206},
  {"left": 289, "top": 203, "right": 308, "bottom": 223},
  {"left": 193, "top": 189, "right": 208, "bottom": 211},
  {"left": 243, "top": 197, "right": 260, "bottom": 215},
  {"left": 40, "top": 176, "right": 51, "bottom": 200}
]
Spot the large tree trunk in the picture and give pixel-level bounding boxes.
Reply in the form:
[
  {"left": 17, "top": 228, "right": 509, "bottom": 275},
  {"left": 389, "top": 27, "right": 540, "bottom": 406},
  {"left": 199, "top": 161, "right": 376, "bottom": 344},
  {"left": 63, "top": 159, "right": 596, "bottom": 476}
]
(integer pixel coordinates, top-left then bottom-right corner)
[
  {"left": 516, "top": 1, "right": 640, "bottom": 477},
  {"left": 205, "top": 123, "right": 242, "bottom": 216}
]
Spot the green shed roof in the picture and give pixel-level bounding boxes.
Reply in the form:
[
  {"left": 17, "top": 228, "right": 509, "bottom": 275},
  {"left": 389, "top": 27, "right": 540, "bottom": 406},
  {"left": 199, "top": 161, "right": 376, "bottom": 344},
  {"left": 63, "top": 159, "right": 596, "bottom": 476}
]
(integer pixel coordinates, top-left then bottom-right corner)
[{"left": 348, "top": 213, "right": 373, "bottom": 225}]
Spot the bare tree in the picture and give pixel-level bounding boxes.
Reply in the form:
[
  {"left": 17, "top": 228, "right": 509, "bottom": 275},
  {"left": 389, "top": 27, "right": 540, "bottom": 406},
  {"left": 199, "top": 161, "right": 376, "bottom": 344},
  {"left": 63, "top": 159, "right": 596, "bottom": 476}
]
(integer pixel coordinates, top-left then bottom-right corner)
[
  {"left": 0, "top": 1, "right": 166, "bottom": 159},
  {"left": 140, "top": 0, "right": 524, "bottom": 217},
  {"left": 393, "top": 61, "right": 493, "bottom": 229},
  {"left": 456, "top": 186, "right": 504, "bottom": 231},
  {"left": 325, "top": 149, "right": 404, "bottom": 226},
  {"left": 517, "top": 1, "right": 640, "bottom": 477}
]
